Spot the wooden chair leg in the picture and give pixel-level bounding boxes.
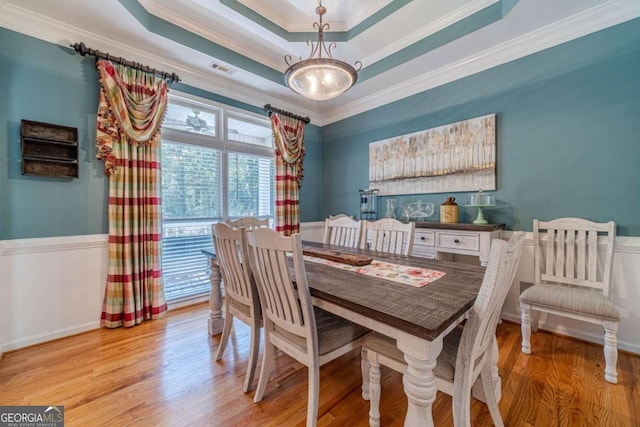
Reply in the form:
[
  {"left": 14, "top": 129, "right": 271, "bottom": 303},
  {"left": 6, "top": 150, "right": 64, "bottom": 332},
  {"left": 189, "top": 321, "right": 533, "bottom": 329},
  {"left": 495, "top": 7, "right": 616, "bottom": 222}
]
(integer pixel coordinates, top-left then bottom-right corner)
[
  {"left": 368, "top": 358, "right": 381, "bottom": 427},
  {"left": 253, "top": 330, "right": 274, "bottom": 403},
  {"left": 520, "top": 302, "right": 532, "bottom": 354},
  {"left": 361, "top": 347, "right": 370, "bottom": 400},
  {"left": 603, "top": 321, "right": 619, "bottom": 384},
  {"left": 452, "top": 373, "right": 473, "bottom": 427},
  {"left": 480, "top": 362, "right": 504, "bottom": 427},
  {"left": 306, "top": 364, "right": 320, "bottom": 427},
  {"left": 243, "top": 319, "right": 261, "bottom": 393},
  {"left": 215, "top": 305, "right": 233, "bottom": 360}
]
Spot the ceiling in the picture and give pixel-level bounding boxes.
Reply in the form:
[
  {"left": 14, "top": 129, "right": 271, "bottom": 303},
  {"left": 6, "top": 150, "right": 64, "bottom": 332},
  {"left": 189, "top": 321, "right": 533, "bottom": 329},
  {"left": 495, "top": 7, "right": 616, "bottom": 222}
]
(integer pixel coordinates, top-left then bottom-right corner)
[{"left": 1, "top": 0, "right": 639, "bottom": 125}]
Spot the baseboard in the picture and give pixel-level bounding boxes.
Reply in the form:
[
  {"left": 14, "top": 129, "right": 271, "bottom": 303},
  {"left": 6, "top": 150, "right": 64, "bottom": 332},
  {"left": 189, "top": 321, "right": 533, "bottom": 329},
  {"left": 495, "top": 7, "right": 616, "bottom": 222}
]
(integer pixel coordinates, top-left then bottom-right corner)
[
  {"left": 2, "top": 321, "right": 100, "bottom": 353},
  {"left": 501, "top": 312, "right": 640, "bottom": 355}
]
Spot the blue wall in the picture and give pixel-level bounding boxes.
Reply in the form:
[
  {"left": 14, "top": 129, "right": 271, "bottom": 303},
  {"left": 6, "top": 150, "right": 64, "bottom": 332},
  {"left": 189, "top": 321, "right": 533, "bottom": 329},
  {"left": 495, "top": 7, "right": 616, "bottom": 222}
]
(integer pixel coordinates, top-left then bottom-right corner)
[
  {"left": 0, "top": 28, "right": 323, "bottom": 239},
  {"left": 0, "top": 28, "right": 107, "bottom": 240},
  {"left": 320, "top": 19, "right": 640, "bottom": 236},
  {"left": 3, "top": 18, "right": 639, "bottom": 239}
]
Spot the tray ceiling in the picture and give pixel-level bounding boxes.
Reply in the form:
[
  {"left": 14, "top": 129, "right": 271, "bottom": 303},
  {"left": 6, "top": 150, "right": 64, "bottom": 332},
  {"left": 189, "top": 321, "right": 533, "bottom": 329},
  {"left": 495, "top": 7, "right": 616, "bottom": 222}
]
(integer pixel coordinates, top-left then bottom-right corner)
[{"left": 1, "top": 0, "right": 638, "bottom": 125}]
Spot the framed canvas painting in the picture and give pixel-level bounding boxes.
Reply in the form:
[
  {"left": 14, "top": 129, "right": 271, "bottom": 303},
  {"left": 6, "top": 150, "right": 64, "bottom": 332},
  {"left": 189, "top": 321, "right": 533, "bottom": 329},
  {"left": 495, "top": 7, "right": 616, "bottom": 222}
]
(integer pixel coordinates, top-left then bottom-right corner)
[{"left": 369, "top": 114, "right": 496, "bottom": 195}]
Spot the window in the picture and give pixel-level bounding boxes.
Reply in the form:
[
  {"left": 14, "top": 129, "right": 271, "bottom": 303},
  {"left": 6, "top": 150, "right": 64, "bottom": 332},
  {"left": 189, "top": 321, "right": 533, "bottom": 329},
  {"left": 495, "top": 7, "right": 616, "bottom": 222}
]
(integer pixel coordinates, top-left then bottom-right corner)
[{"left": 160, "top": 94, "right": 274, "bottom": 303}]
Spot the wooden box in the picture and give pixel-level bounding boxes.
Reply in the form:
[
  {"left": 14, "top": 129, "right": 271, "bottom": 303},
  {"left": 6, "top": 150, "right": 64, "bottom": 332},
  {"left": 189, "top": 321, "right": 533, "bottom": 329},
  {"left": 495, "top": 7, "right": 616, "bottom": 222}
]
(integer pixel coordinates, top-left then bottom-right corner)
[{"left": 21, "top": 120, "right": 79, "bottom": 178}]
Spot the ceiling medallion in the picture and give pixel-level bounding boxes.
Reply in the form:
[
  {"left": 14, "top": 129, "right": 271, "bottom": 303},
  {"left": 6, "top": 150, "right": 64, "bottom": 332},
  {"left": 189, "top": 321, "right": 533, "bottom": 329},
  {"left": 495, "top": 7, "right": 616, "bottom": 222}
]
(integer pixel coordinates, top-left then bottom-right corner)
[{"left": 284, "top": 1, "right": 362, "bottom": 101}]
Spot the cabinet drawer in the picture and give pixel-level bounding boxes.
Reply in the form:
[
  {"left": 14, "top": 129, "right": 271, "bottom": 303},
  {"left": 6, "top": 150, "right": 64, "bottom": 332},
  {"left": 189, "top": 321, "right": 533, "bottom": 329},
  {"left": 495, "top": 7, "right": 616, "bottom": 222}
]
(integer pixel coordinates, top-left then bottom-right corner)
[
  {"left": 411, "top": 245, "right": 436, "bottom": 259},
  {"left": 437, "top": 232, "right": 480, "bottom": 251},
  {"left": 414, "top": 230, "right": 435, "bottom": 247}
]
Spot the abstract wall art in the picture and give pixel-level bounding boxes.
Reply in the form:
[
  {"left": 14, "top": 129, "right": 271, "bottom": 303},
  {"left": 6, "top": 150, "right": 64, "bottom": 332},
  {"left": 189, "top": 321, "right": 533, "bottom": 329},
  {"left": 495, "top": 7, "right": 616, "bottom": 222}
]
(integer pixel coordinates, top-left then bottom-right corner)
[{"left": 369, "top": 114, "right": 496, "bottom": 195}]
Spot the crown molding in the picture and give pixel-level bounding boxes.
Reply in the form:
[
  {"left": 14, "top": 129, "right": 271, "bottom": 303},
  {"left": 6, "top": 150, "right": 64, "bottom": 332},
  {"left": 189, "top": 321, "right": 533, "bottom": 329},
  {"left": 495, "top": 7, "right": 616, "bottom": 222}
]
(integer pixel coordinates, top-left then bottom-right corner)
[
  {"left": 362, "top": 0, "right": 497, "bottom": 66},
  {"left": 321, "top": 0, "right": 640, "bottom": 126},
  {"left": 139, "top": 0, "right": 283, "bottom": 71},
  {"left": 2, "top": 0, "right": 638, "bottom": 127},
  {"left": 236, "top": 0, "right": 392, "bottom": 33}
]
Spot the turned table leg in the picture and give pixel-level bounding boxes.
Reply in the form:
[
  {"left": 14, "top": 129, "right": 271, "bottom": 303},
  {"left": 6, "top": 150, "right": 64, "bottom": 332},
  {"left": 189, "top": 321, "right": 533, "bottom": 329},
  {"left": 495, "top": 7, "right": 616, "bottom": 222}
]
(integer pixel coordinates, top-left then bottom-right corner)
[
  {"left": 396, "top": 334, "right": 443, "bottom": 427},
  {"left": 207, "top": 257, "right": 224, "bottom": 336}
]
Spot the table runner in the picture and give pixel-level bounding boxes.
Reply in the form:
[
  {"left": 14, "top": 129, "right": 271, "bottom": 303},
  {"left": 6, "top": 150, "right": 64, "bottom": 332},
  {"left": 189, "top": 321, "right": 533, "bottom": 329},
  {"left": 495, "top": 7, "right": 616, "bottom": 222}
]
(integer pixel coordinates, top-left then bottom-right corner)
[{"left": 304, "top": 255, "right": 446, "bottom": 288}]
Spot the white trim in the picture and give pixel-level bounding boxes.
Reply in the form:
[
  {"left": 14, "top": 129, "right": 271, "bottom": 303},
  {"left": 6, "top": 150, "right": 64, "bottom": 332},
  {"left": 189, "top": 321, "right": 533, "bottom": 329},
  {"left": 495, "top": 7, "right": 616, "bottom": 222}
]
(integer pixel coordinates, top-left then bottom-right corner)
[
  {"left": 500, "top": 231, "right": 640, "bottom": 255},
  {"left": 167, "top": 294, "right": 210, "bottom": 310},
  {"left": 139, "top": 0, "right": 282, "bottom": 70},
  {"left": 0, "top": 234, "right": 108, "bottom": 256},
  {"left": 363, "top": 0, "right": 497, "bottom": 67},
  {"left": 2, "top": 322, "right": 100, "bottom": 353},
  {"left": 236, "top": 0, "right": 393, "bottom": 33}
]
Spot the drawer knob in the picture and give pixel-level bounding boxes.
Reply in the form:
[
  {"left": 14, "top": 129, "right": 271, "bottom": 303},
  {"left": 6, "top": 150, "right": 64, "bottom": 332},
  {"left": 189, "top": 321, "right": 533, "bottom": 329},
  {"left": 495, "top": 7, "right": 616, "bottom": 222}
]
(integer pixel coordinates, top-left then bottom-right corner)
[
  {"left": 420, "top": 236, "right": 426, "bottom": 241},
  {"left": 454, "top": 239, "right": 460, "bottom": 244}
]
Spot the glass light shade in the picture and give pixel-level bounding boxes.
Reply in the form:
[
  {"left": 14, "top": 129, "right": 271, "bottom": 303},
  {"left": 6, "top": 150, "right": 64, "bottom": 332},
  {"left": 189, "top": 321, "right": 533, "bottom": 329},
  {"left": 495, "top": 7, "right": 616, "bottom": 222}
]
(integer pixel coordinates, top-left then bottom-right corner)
[{"left": 285, "top": 58, "right": 358, "bottom": 101}]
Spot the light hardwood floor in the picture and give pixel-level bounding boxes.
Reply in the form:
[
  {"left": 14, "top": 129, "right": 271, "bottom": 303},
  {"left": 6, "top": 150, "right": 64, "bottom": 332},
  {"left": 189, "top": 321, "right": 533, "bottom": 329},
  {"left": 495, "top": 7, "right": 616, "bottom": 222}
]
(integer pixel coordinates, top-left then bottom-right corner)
[{"left": 0, "top": 303, "right": 638, "bottom": 426}]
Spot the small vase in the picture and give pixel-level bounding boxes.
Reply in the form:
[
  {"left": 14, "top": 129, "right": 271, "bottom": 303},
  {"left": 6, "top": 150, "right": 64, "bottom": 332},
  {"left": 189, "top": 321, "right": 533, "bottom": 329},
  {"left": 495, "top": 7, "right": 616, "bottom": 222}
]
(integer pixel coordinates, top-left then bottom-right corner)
[{"left": 385, "top": 199, "right": 396, "bottom": 219}]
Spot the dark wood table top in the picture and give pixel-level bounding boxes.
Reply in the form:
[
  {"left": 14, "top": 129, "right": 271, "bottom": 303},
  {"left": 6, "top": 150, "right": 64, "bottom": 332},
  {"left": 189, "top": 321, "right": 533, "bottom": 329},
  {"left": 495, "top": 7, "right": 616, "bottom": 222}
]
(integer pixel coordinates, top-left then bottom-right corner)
[{"left": 302, "top": 241, "right": 485, "bottom": 341}]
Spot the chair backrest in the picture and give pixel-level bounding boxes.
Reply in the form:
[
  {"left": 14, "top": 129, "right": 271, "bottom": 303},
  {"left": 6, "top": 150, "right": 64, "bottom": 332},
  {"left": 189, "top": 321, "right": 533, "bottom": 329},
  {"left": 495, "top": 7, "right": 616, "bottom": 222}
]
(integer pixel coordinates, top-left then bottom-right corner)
[
  {"left": 534, "top": 218, "right": 616, "bottom": 296},
  {"left": 247, "top": 229, "right": 317, "bottom": 354},
  {"left": 226, "top": 217, "right": 270, "bottom": 230},
  {"left": 454, "top": 232, "right": 525, "bottom": 402},
  {"left": 328, "top": 214, "right": 353, "bottom": 220},
  {"left": 361, "top": 218, "right": 415, "bottom": 256},
  {"left": 324, "top": 216, "right": 362, "bottom": 248},
  {"left": 211, "top": 223, "right": 258, "bottom": 310}
]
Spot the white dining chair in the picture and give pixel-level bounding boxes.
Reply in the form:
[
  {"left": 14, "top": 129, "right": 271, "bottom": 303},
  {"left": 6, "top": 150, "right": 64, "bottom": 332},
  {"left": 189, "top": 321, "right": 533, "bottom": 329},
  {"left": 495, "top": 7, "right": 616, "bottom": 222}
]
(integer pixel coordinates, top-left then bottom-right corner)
[
  {"left": 361, "top": 218, "right": 415, "bottom": 256},
  {"left": 520, "top": 218, "right": 619, "bottom": 383},
  {"left": 211, "top": 223, "right": 262, "bottom": 392},
  {"left": 225, "top": 216, "right": 270, "bottom": 230},
  {"left": 328, "top": 213, "right": 353, "bottom": 220},
  {"left": 324, "top": 215, "right": 363, "bottom": 248},
  {"left": 364, "top": 232, "right": 525, "bottom": 427},
  {"left": 247, "top": 229, "right": 370, "bottom": 427}
]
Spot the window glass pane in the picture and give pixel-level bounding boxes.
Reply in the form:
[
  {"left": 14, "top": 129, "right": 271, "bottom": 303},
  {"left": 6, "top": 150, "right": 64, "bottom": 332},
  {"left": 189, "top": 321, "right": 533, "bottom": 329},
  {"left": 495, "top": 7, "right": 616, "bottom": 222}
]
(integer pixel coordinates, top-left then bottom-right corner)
[
  {"left": 163, "top": 102, "right": 217, "bottom": 136},
  {"left": 227, "top": 116, "right": 273, "bottom": 147},
  {"left": 228, "top": 152, "right": 275, "bottom": 218},
  {"left": 160, "top": 97, "right": 275, "bottom": 304},
  {"left": 161, "top": 142, "right": 222, "bottom": 220},
  {"left": 161, "top": 221, "right": 212, "bottom": 302}
]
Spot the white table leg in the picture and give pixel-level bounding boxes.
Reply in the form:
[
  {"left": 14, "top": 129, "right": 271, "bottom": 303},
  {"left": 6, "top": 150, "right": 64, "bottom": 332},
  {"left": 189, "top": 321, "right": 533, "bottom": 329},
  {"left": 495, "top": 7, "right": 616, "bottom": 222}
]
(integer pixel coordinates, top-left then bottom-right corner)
[
  {"left": 397, "top": 334, "right": 443, "bottom": 427},
  {"left": 207, "top": 258, "right": 224, "bottom": 336}
]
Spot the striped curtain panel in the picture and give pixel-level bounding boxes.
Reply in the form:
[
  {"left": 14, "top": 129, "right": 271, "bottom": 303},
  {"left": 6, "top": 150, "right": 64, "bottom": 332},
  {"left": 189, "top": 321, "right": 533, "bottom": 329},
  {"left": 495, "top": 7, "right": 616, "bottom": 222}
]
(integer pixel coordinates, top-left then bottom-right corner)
[
  {"left": 95, "top": 59, "right": 168, "bottom": 328},
  {"left": 270, "top": 113, "right": 306, "bottom": 236}
]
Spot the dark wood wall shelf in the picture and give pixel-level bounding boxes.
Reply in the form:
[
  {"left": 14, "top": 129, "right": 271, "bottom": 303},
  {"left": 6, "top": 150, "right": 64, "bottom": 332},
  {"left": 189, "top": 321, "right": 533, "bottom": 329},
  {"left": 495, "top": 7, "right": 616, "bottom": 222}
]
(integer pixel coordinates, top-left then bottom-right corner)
[{"left": 21, "top": 120, "right": 79, "bottom": 178}]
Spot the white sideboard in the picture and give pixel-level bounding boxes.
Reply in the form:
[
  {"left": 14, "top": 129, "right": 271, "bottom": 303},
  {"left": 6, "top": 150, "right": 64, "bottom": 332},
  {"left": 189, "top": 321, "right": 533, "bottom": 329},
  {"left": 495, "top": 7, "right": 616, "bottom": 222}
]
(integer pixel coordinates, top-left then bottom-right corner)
[{"left": 412, "top": 222, "right": 504, "bottom": 266}]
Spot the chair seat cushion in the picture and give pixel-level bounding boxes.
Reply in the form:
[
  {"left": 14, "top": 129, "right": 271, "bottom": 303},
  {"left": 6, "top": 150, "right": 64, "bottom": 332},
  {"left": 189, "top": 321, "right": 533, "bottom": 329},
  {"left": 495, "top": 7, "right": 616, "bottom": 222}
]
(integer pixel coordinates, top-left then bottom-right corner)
[
  {"left": 365, "top": 328, "right": 463, "bottom": 383},
  {"left": 274, "top": 307, "right": 369, "bottom": 356},
  {"left": 520, "top": 283, "right": 619, "bottom": 321}
]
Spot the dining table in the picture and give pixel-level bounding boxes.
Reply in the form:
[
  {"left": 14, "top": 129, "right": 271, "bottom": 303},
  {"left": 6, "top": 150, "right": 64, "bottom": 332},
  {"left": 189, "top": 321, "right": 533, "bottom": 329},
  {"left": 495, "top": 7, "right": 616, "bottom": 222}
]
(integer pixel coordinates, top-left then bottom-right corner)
[{"left": 203, "top": 240, "right": 497, "bottom": 427}]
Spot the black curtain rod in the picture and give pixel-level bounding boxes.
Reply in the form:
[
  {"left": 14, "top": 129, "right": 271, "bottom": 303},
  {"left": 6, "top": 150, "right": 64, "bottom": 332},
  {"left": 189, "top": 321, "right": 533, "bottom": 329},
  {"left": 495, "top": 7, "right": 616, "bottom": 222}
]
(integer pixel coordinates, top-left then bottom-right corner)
[
  {"left": 71, "top": 42, "right": 181, "bottom": 83},
  {"left": 264, "top": 104, "right": 310, "bottom": 124}
]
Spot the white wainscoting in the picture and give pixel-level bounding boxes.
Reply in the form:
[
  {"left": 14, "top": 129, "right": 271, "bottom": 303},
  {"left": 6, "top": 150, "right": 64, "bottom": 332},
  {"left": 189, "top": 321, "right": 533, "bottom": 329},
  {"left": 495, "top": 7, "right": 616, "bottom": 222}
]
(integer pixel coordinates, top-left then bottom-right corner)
[
  {"left": 0, "top": 234, "right": 109, "bottom": 352},
  {"left": 0, "top": 226, "right": 638, "bottom": 356}
]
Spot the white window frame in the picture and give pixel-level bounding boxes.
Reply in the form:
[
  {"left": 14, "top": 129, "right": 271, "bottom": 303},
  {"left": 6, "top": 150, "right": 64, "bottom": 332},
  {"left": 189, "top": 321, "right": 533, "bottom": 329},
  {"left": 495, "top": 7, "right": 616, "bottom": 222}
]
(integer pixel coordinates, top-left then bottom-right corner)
[{"left": 162, "top": 91, "right": 274, "bottom": 222}]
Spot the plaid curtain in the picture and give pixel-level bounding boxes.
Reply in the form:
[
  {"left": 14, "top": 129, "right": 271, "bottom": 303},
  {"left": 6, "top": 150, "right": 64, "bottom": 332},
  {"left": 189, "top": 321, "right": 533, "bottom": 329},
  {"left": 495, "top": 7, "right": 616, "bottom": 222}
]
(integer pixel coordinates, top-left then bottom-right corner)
[
  {"left": 95, "top": 59, "right": 168, "bottom": 328},
  {"left": 270, "top": 113, "right": 305, "bottom": 236}
]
